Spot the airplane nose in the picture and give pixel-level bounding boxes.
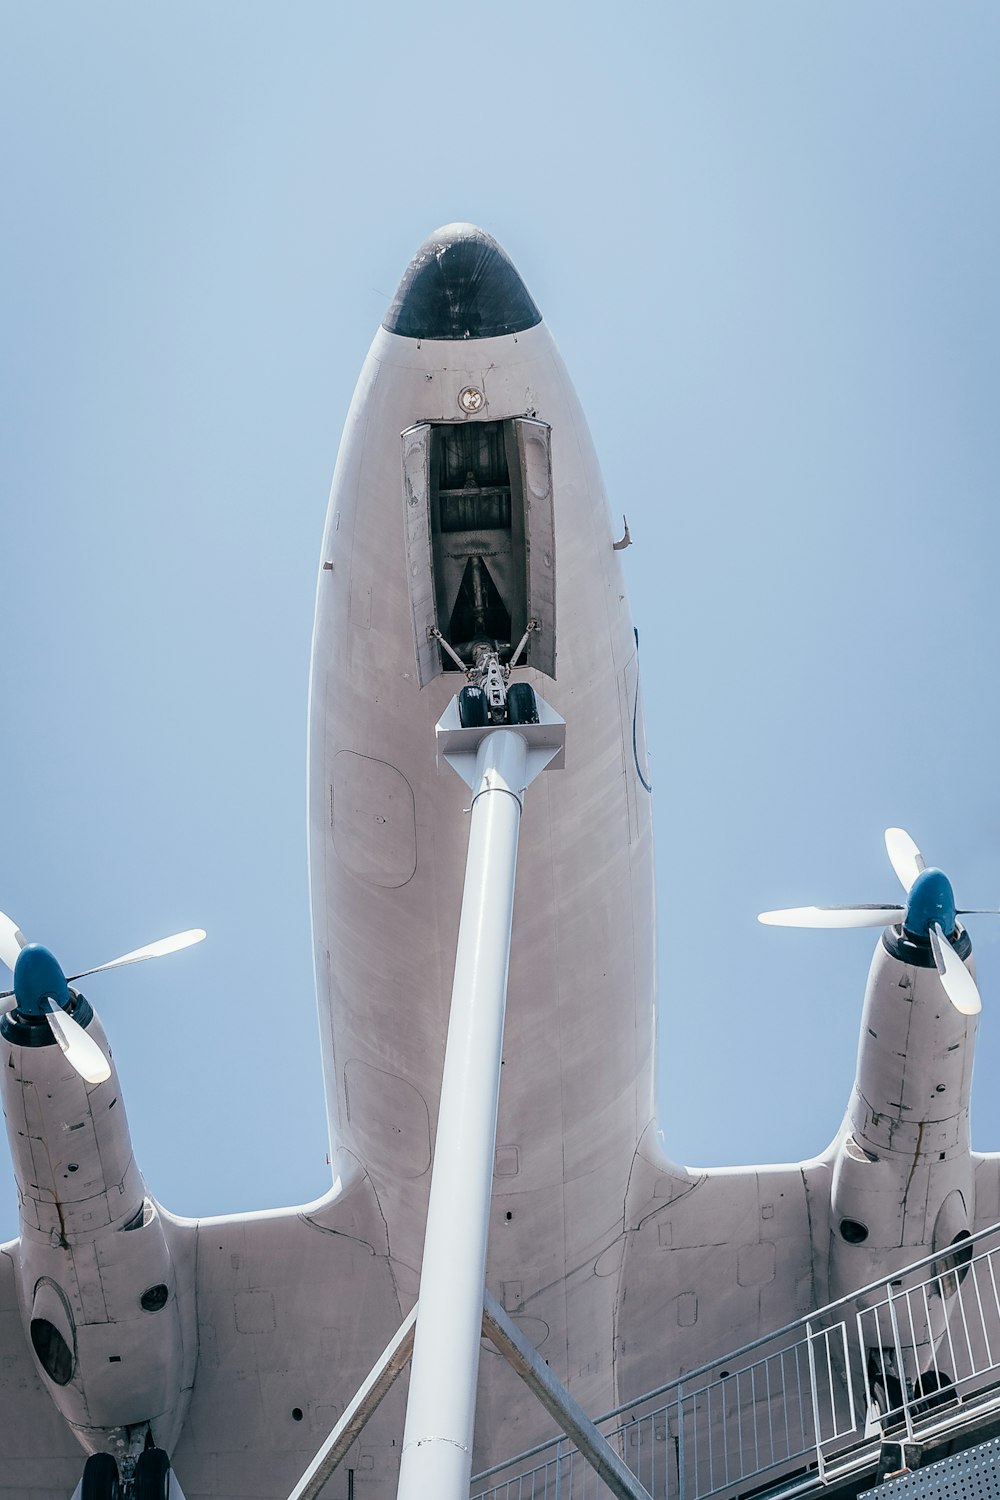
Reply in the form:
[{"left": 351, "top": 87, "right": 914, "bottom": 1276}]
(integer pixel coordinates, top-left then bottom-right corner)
[{"left": 383, "top": 223, "right": 542, "bottom": 341}]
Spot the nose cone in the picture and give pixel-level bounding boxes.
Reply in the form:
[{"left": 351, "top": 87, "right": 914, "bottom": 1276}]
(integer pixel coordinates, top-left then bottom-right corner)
[
  {"left": 13, "top": 944, "right": 69, "bottom": 1015},
  {"left": 904, "top": 868, "right": 958, "bottom": 938},
  {"left": 383, "top": 223, "right": 542, "bottom": 341}
]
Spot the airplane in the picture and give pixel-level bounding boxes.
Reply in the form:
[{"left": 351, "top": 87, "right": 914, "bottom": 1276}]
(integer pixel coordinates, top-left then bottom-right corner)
[{"left": 0, "top": 223, "right": 997, "bottom": 1500}]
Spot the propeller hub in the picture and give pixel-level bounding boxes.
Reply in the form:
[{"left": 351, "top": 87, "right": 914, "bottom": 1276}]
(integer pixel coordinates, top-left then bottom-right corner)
[
  {"left": 12, "top": 945, "right": 70, "bottom": 1017},
  {"left": 903, "top": 868, "right": 957, "bottom": 940}
]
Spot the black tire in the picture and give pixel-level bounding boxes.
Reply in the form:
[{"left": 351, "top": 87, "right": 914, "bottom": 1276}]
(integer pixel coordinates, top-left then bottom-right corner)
[
  {"left": 913, "top": 1368, "right": 954, "bottom": 1413},
  {"left": 134, "top": 1447, "right": 171, "bottom": 1500},
  {"left": 507, "top": 683, "right": 539, "bottom": 725},
  {"left": 82, "top": 1452, "right": 120, "bottom": 1500},
  {"left": 458, "top": 684, "right": 488, "bottom": 728}
]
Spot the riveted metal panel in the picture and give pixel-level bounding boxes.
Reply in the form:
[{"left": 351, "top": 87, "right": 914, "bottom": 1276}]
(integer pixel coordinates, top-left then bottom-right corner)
[{"left": 331, "top": 753, "right": 417, "bottom": 888}]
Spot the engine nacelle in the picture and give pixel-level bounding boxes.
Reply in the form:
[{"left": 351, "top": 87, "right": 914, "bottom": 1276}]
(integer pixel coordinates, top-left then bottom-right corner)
[
  {"left": 828, "top": 932, "right": 976, "bottom": 1391},
  {"left": 1, "top": 992, "right": 195, "bottom": 1456}
]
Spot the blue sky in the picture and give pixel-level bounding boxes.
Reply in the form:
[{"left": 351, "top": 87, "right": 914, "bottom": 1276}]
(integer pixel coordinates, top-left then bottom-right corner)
[{"left": 2, "top": 4, "right": 1000, "bottom": 1241}]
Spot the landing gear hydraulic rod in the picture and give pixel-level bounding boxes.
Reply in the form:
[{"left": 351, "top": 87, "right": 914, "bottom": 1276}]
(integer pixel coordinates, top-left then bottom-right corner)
[{"left": 395, "top": 699, "right": 565, "bottom": 1500}]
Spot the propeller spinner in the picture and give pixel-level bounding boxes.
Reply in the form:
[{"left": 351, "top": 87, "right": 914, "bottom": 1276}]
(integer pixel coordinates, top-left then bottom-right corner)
[
  {"left": 758, "top": 829, "right": 993, "bottom": 1017},
  {"left": 0, "top": 915, "right": 205, "bottom": 1084}
]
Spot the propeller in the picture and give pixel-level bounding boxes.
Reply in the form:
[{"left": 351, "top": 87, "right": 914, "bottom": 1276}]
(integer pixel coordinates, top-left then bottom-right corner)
[
  {"left": 758, "top": 829, "right": 992, "bottom": 1017},
  {"left": 0, "top": 914, "right": 205, "bottom": 1084},
  {"left": 884, "top": 826, "right": 926, "bottom": 893},
  {"left": 42, "top": 997, "right": 114, "bottom": 1085},
  {"left": 758, "top": 904, "right": 906, "bottom": 930},
  {"left": 66, "top": 929, "right": 207, "bottom": 983}
]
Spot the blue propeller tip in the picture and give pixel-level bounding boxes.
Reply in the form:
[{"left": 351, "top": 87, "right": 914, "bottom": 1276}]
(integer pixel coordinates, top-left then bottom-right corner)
[
  {"left": 903, "top": 868, "right": 957, "bottom": 940},
  {"left": 12, "top": 945, "right": 70, "bottom": 1016}
]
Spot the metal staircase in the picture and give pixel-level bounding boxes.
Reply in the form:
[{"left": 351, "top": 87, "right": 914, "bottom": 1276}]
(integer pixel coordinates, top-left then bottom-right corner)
[{"left": 471, "top": 1221, "right": 1000, "bottom": 1500}]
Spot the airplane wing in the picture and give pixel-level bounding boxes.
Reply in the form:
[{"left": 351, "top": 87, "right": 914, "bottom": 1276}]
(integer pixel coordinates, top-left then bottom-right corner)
[
  {"left": 169, "top": 1166, "right": 406, "bottom": 1500},
  {"left": 617, "top": 1129, "right": 833, "bottom": 1401},
  {"left": 0, "top": 1168, "right": 406, "bottom": 1500},
  {"left": 973, "top": 1153, "right": 1000, "bottom": 1231},
  {"left": 0, "top": 1240, "right": 86, "bottom": 1499}
]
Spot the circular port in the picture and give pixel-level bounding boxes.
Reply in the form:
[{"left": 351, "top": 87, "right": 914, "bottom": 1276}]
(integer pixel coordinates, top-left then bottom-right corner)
[{"left": 30, "top": 1318, "right": 74, "bottom": 1385}]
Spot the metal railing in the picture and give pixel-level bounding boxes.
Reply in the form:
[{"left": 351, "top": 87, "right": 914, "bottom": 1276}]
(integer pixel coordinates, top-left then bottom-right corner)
[{"left": 471, "top": 1221, "right": 1000, "bottom": 1500}]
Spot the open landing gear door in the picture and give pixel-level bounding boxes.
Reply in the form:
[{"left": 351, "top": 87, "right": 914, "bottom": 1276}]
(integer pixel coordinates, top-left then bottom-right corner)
[
  {"left": 401, "top": 417, "right": 556, "bottom": 689},
  {"left": 402, "top": 423, "right": 440, "bottom": 690},
  {"left": 509, "top": 417, "right": 556, "bottom": 681}
]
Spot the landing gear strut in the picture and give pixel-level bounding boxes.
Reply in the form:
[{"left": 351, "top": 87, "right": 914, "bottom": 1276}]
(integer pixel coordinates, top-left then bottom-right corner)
[{"left": 432, "top": 625, "right": 540, "bottom": 732}]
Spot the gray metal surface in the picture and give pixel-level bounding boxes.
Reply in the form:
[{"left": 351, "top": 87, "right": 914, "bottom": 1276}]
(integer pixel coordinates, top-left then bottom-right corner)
[{"left": 863, "top": 1435, "right": 1000, "bottom": 1500}]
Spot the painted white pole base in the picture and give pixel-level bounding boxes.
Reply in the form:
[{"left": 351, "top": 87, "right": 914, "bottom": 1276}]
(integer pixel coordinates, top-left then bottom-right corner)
[{"left": 396, "top": 702, "right": 564, "bottom": 1500}]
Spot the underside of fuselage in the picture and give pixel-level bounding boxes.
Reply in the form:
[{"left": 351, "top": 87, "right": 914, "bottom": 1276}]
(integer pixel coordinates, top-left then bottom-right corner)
[
  {"left": 2, "top": 226, "right": 999, "bottom": 1500},
  {"left": 306, "top": 222, "right": 658, "bottom": 1461}
]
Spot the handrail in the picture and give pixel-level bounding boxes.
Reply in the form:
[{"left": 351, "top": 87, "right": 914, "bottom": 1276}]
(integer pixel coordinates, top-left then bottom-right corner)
[
  {"left": 607, "top": 1216, "right": 998, "bottom": 1422},
  {"left": 472, "top": 1216, "right": 1000, "bottom": 1493}
]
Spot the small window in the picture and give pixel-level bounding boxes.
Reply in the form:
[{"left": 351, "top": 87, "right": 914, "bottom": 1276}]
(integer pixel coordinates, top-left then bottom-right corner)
[{"left": 140, "top": 1284, "right": 169, "bottom": 1313}]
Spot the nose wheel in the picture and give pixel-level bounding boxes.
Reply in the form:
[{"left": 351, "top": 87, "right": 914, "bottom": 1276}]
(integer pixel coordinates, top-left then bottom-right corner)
[
  {"left": 458, "top": 680, "right": 538, "bottom": 730},
  {"left": 82, "top": 1453, "right": 120, "bottom": 1500},
  {"left": 81, "top": 1447, "right": 173, "bottom": 1500},
  {"left": 133, "top": 1447, "right": 171, "bottom": 1498}
]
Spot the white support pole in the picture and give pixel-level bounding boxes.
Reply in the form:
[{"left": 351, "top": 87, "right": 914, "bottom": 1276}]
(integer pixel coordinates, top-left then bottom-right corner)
[{"left": 396, "top": 727, "right": 536, "bottom": 1500}]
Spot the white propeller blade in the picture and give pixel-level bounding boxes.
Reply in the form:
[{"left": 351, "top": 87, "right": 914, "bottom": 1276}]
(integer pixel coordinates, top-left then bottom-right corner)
[
  {"left": 0, "top": 911, "right": 28, "bottom": 973},
  {"left": 67, "top": 928, "right": 206, "bottom": 982},
  {"left": 929, "top": 923, "right": 982, "bottom": 1016},
  {"left": 43, "top": 1000, "right": 112, "bottom": 1084},
  {"left": 758, "top": 905, "right": 906, "bottom": 929},
  {"left": 885, "top": 827, "right": 926, "bottom": 894}
]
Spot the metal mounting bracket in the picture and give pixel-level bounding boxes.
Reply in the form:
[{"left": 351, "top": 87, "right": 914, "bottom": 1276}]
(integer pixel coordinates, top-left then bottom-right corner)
[{"left": 435, "top": 690, "right": 566, "bottom": 788}]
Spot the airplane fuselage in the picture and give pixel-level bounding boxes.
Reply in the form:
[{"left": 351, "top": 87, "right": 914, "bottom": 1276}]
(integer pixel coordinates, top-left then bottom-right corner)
[{"left": 306, "top": 307, "right": 656, "bottom": 1450}]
